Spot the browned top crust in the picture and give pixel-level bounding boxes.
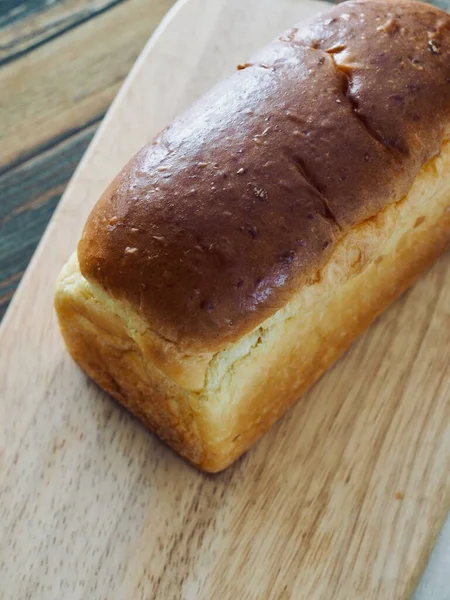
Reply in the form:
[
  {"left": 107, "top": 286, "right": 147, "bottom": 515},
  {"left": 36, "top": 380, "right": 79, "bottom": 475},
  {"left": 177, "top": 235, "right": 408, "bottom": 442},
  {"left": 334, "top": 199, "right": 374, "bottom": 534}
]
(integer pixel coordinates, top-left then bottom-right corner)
[{"left": 78, "top": 0, "right": 450, "bottom": 352}]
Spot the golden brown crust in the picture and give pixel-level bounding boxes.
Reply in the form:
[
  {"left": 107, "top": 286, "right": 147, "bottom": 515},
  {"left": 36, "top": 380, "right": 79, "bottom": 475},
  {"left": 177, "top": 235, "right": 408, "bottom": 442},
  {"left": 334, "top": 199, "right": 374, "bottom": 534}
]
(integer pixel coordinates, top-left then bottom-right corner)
[
  {"left": 57, "top": 0, "right": 450, "bottom": 471},
  {"left": 56, "top": 142, "right": 450, "bottom": 471},
  {"left": 78, "top": 0, "right": 450, "bottom": 353}
]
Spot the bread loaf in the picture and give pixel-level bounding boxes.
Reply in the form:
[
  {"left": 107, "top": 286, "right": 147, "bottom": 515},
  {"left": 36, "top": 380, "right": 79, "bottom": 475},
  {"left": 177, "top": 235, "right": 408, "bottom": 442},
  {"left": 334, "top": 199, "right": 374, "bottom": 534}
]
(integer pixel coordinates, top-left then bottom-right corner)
[{"left": 55, "top": 0, "right": 450, "bottom": 471}]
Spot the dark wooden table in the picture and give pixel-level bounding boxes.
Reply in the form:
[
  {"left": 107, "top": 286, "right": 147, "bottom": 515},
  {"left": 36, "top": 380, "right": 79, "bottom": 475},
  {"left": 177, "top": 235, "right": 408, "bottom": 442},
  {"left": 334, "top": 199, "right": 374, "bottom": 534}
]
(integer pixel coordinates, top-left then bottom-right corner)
[{"left": 0, "top": 0, "right": 175, "bottom": 320}]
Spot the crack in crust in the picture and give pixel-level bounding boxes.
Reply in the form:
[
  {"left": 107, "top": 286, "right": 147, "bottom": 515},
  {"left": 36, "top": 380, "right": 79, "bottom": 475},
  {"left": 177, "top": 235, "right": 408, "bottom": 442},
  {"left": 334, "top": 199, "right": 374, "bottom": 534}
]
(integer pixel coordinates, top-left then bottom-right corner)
[
  {"left": 325, "top": 49, "right": 409, "bottom": 155},
  {"left": 282, "top": 147, "right": 342, "bottom": 231},
  {"left": 247, "top": 34, "right": 423, "bottom": 157}
]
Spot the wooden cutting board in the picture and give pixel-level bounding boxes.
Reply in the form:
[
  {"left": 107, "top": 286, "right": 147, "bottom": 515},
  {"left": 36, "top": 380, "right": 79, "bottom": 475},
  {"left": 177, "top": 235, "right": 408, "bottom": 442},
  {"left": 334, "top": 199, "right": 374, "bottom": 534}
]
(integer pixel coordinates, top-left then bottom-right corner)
[{"left": 1, "top": 0, "right": 449, "bottom": 598}]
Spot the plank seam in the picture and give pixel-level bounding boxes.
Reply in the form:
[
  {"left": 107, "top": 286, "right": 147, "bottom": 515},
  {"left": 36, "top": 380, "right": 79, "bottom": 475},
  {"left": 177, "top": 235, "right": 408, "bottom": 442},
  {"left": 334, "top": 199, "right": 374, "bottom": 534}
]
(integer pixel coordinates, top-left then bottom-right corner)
[{"left": 0, "top": 0, "right": 129, "bottom": 68}]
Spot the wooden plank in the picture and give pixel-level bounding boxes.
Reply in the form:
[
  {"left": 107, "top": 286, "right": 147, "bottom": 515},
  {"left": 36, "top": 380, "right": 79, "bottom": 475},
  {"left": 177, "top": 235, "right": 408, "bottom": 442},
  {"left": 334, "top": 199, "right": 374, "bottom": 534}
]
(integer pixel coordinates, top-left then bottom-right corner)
[
  {"left": 0, "top": 0, "right": 123, "bottom": 65},
  {"left": 0, "top": 0, "right": 448, "bottom": 598},
  {"left": 0, "top": 0, "right": 175, "bottom": 173},
  {"left": 0, "top": 125, "right": 96, "bottom": 319}
]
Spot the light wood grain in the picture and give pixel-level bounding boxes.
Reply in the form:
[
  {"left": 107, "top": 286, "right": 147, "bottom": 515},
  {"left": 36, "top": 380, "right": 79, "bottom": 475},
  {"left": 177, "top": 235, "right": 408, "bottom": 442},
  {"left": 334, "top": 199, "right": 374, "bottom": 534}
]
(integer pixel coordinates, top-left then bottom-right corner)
[{"left": 0, "top": 0, "right": 449, "bottom": 598}]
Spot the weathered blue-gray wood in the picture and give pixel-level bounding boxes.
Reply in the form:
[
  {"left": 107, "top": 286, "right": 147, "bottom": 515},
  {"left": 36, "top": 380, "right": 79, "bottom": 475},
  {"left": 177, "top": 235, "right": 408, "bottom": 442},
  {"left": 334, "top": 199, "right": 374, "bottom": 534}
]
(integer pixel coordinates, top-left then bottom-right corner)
[
  {"left": 0, "top": 0, "right": 124, "bottom": 65},
  {"left": 433, "top": 0, "right": 450, "bottom": 9},
  {"left": 0, "top": 126, "right": 95, "bottom": 319}
]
